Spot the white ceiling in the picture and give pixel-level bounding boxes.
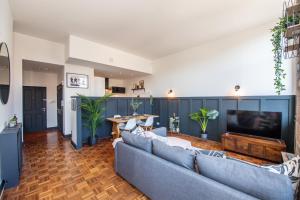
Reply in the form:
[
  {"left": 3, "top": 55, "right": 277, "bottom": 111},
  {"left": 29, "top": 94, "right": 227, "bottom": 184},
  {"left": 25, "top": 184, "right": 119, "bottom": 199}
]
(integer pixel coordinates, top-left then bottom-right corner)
[{"left": 10, "top": 0, "right": 283, "bottom": 60}]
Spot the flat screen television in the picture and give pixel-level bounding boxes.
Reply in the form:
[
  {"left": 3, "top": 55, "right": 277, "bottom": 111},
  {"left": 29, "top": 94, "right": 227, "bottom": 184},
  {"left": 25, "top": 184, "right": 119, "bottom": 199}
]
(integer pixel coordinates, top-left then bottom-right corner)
[{"left": 227, "top": 110, "right": 282, "bottom": 139}]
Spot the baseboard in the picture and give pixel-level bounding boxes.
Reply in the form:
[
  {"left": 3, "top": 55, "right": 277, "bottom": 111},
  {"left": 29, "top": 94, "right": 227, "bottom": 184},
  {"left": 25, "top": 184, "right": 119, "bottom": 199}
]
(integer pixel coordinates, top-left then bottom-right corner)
[
  {"left": 47, "top": 127, "right": 58, "bottom": 131},
  {"left": 71, "top": 140, "right": 78, "bottom": 150},
  {"left": 62, "top": 134, "right": 71, "bottom": 139}
]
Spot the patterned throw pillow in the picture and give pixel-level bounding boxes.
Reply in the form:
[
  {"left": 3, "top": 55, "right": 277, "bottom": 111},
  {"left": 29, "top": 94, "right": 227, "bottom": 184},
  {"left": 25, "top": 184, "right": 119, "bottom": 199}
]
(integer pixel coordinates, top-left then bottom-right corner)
[
  {"left": 192, "top": 147, "right": 226, "bottom": 158},
  {"left": 261, "top": 156, "right": 300, "bottom": 192},
  {"left": 131, "top": 126, "right": 145, "bottom": 136}
]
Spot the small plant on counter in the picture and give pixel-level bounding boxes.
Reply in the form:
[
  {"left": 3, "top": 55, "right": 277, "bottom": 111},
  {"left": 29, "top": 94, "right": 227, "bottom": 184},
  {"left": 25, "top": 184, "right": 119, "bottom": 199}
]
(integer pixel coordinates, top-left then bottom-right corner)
[
  {"left": 190, "top": 108, "right": 219, "bottom": 139},
  {"left": 79, "top": 94, "right": 112, "bottom": 146}
]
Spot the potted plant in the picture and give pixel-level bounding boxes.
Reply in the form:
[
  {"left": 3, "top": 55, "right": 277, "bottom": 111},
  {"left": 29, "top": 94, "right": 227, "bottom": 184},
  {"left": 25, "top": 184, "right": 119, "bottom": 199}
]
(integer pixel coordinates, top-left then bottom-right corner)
[
  {"left": 190, "top": 108, "right": 219, "bottom": 139},
  {"left": 79, "top": 94, "right": 111, "bottom": 146},
  {"left": 130, "top": 98, "right": 143, "bottom": 116}
]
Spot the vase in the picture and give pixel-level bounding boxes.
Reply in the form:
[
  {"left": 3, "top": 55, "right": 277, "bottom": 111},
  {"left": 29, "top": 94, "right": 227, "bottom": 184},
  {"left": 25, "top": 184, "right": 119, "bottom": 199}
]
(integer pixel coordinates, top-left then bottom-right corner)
[
  {"left": 133, "top": 112, "right": 138, "bottom": 116},
  {"left": 201, "top": 133, "right": 208, "bottom": 140},
  {"left": 88, "top": 136, "right": 96, "bottom": 146}
]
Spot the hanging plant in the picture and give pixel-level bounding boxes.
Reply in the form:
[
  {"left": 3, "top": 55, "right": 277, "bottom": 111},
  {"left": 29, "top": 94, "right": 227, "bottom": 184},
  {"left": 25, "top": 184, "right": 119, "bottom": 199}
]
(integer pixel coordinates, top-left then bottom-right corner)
[
  {"left": 271, "top": 17, "right": 287, "bottom": 95},
  {"left": 271, "top": 16, "right": 299, "bottom": 95}
]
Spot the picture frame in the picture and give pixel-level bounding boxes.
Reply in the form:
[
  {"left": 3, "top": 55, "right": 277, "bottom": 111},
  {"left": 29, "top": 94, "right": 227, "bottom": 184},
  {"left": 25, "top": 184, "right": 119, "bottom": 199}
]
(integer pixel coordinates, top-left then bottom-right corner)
[
  {"left": 66, "top": 73, "right": 89, "bottom": 89},
  {"left": 139, "top": 80, "right": 144, "bottom": 88}
]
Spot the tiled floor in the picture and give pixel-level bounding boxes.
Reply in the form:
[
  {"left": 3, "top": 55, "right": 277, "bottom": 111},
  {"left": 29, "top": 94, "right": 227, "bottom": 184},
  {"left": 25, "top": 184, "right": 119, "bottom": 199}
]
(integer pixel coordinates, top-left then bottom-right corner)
[{"left": 4, "top": 130, "right": 270, "bottom": 200}]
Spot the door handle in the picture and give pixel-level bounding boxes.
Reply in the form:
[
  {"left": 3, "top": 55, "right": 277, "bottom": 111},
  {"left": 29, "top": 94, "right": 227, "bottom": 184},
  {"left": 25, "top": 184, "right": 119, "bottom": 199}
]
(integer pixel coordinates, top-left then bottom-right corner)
[{"left": 42, "top": 108, "right": 46, "bottom": 112}]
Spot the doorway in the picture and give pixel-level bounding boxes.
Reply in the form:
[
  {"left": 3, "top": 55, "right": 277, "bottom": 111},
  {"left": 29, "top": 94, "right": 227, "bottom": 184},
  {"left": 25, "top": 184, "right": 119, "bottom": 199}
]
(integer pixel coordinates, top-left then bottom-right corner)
[
  {"left": 22, "top": 59, "right": 64, "bottom": 134},
  {"left": 23, "top": 86, "right": 47, "bottom": 132},
  {"left": 57, "top": 84, "right": 63, "bottom": 133}
]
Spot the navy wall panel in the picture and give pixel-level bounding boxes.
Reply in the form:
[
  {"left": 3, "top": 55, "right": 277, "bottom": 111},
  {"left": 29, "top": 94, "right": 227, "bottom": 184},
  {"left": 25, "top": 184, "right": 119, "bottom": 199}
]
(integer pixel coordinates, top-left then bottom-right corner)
[{"left": 76, "top": 95, "right": 296, "bottom": 152}]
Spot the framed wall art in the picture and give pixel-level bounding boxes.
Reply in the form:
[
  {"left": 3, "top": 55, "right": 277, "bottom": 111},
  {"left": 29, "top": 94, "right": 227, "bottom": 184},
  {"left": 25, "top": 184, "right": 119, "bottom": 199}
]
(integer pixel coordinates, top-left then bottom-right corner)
[{"left": 66, "top": 73, "right": 89, "bottom": 89}]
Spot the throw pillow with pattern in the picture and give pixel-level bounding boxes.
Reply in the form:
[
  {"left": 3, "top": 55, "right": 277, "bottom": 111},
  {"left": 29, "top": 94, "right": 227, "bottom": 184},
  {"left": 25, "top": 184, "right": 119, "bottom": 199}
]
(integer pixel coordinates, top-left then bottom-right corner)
[
  {"left": 261, "top": 155, "right": 300, "bottom": 192},
  {"left": 191, "top": 147, "right": 226, "bottom": 158},
  {"left": 131, "top": 126, "right": 145, "bottom": 136}
]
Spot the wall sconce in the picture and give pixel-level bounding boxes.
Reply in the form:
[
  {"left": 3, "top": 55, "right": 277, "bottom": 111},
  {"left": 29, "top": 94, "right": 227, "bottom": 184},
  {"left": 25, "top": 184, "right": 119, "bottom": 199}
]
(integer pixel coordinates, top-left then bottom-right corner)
[
  {"left": 234, "top": 85, "right": 240, "bottom": 97},
  {"left": 167, "top": 89, "right": 175, "bottom": 98}
]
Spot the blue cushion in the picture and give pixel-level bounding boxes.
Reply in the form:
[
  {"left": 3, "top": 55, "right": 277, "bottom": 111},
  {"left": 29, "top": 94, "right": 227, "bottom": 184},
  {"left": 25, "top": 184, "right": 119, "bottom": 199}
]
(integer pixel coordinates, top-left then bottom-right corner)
[
  {"left": 196, "top": 153, "right": 293, "bottom": 200},
  {"left": 121, "top": 131, "right": 152, "bottom": 153},
  {"left": 152, "top": 139, "right": 195, "bottom": 171}
]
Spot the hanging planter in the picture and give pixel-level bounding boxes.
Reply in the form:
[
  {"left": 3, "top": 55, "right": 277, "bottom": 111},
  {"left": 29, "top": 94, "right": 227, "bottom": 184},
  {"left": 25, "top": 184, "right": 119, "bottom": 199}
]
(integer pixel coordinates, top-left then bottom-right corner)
[
  {"left": 271, "top": 17, "right": 287, "bottom": 95},
  {"left": 271, "top": 0, "right": 300, "bottom": 95}
]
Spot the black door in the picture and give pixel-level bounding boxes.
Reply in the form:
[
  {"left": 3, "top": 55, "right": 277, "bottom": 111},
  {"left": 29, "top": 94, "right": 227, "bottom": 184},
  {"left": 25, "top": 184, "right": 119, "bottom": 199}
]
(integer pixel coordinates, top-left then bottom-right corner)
[
  {"left": 23, "top": 86, "right": 47, "bottom": 132},
  {"left": 57, "top": 84, "right": 63, "bottom": 133}
]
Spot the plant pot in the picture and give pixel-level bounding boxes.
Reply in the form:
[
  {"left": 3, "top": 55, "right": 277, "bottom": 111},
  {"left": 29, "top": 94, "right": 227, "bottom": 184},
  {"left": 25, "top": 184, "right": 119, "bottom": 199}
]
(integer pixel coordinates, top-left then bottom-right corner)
[
  {"left": 133, "top": 112, "right": 138, "bottom": 116},
  {"left": 88, "top": 136, "right": 96, "bottom": 146},
  {"left": 201, "top": 133, "right": 208, "bottom": 140}
]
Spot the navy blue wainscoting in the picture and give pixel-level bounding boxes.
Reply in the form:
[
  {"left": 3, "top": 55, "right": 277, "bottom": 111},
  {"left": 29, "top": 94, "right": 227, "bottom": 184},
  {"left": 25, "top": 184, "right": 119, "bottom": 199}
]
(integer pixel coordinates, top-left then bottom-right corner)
[
  {"left": 75, "top": 97, "right": 153, "bottom": 147},
  {"left": 75, "top": 96, "right": 295, "bottom": 152},
  {"left": 152, "top": 96, "right": 295, "bottom": 152}
]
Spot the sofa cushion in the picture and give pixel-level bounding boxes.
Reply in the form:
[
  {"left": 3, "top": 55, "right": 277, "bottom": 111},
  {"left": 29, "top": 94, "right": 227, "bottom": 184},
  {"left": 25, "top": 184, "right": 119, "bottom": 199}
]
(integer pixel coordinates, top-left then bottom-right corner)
[
  {"left": 196, "top": 153, "right": 293, "bottom": 200},
  {"left": 261, "top": 155, "right": 300, "bottom": 192},
  {"left": 122, "top": 131, "right": 152, "bottom": 153},
  {"left": 152, "top": 139, "right": 195, "bottom": 171}
]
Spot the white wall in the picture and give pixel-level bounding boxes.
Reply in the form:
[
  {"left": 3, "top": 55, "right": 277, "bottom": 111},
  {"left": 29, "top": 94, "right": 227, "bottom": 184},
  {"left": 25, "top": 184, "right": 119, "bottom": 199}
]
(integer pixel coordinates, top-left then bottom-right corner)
[
  {"left": 0, "top": 0, "right": 13, "bottom": 131},
  {"left": 23, "top": 70, "right": 58, "bottom": 128},
  {"left": 94, "top": 77, "right": 105, "bottom": 97},
  {"left": 13, "top": 32, "right": 65, "bottom": 125},
  {"left": 126, "top": 22, "right": 297, "bottom": 97},
  {"left": 67, "top": 35, "right": 152, "bottom": 74},
  {"left": 64, "top": 64, "right": 95, "bottom": 136}
]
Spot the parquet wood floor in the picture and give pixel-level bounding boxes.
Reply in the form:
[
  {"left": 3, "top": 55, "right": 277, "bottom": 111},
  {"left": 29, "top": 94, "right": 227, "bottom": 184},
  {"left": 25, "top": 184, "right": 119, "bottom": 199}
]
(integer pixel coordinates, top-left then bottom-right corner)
[{"left": 4, "top": 130, "right": 271, "bottom": 200}]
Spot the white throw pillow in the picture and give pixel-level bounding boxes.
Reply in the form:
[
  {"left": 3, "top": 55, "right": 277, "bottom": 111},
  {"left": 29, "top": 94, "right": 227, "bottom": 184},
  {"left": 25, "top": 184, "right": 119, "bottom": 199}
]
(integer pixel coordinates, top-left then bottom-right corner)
[
  {"left": 261, "top": 155, "right": 300, "bottom": 192},
  {"left": 144, "top": 131, "right": 168, "bottom": 143}
]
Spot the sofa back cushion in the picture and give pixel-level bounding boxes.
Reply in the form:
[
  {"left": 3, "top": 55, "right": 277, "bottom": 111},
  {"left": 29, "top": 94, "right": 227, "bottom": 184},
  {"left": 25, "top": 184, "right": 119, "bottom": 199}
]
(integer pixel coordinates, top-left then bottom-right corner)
[
  {"left": 196, "top": 153, "right": 293, "bottom": 200},
  {"left": 122, "top": 131, "right": 152, "bottom": 153},
  {"left": 152, "top": 139, "right": 195, "bottom": 171}
]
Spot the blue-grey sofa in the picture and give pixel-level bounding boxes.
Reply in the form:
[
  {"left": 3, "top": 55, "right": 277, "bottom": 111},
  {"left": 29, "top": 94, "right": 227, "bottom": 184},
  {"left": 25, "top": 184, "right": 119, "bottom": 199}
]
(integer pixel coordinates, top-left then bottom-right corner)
[{"left": 114, "top": 128, "right": 294, "bottom": 200}]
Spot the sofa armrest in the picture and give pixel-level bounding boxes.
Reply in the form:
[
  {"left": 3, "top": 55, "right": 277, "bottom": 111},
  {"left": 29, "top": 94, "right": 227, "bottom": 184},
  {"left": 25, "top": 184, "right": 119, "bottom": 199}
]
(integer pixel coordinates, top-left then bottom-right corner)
[{"left": 152, "top": 127, "right": 167, "bottom": 137}]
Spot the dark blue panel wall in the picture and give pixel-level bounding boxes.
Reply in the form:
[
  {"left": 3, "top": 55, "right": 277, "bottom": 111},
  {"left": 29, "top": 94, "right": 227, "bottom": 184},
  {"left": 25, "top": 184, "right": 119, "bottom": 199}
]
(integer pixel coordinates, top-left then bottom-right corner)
[
  {"left": 78, "top": 97, "right": 153, "bottom": 145},
  {"left": 153, "top": 96, "right": 295, "bottom": 152},
  {"left": 76, "top": 95, "right": 295, "bottom": 152}
]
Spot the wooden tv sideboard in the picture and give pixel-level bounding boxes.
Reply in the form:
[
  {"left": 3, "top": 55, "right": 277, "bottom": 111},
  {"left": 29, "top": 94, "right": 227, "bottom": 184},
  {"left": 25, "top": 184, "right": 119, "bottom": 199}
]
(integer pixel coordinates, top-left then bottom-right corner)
[{"left": 222, "top": 133, "right": 286, "bottom": 162}]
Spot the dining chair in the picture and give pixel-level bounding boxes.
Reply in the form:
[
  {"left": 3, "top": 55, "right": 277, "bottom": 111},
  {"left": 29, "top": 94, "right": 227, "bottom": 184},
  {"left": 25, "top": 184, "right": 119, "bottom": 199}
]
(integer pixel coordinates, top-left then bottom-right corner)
[
  {"left": 139, "top": 116, "right": 154, "bottom": 131},
  {"left": 119, "top": 118, "right": 137, "bottom": 132}
]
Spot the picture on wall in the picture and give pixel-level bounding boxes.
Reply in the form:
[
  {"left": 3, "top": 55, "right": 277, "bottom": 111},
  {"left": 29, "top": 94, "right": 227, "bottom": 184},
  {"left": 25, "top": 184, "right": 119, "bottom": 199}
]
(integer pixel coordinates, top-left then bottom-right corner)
[{"left": 66, "top": 73, "right": 89, "bottom": 88}]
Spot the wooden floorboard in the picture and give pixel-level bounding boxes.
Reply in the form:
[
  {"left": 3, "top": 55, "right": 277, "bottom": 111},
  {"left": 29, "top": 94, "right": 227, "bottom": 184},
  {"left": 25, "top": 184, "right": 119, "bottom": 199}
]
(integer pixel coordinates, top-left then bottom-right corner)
[{"left": 4, "top": 130, "right": 270, "bottom": 200}]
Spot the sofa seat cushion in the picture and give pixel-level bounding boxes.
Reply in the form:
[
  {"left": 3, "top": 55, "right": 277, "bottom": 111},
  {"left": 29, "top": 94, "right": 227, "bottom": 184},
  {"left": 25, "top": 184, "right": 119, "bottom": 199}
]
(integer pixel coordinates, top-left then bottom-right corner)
[
  {"left": 196, "top": 153, "right": 294, "bottom": 200},
  {"left": 121, "top": 131, "right": 152, "bottom": 153},
  {"left": 152, "top": 139, "right": 195, "bottom": 171}
]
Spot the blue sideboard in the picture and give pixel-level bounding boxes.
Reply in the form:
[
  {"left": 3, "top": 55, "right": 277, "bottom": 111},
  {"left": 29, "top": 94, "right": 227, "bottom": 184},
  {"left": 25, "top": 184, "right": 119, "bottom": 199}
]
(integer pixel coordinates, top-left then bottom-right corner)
[{"left": 0, "top": 124, "right": 22, "bottom": 188}]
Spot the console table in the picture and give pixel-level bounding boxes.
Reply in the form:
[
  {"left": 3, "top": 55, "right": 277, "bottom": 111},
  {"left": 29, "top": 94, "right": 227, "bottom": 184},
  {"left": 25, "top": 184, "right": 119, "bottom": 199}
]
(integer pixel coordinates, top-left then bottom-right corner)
[
  {"left": 0, "top": 124, "right": 23, "bottom": 188},
  {"left": 222, "top": 133, "right": 286, "bottom": 162}
]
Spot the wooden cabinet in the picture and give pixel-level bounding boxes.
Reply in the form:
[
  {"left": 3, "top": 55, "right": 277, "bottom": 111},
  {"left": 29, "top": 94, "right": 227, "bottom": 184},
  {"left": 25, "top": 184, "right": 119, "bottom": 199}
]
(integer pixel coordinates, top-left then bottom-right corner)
[
  {"left": 0, "top": 124, "right": 23, "bottom": 188},
  {"left": 222, "top": 133, "right": 286, "bottom": 162}
]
